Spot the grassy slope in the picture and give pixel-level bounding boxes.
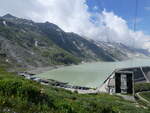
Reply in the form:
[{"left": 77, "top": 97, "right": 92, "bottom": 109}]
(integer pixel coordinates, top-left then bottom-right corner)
[
  {"left": 139, "top": 92, "right": 150, "bottom": 102},
  {"left": 135, "top": 83, "right": 150, "bottom": 102},
  {"left": 0, "top": 68, "right": 150, "bottom": 113},
  {"left": 135, "top": 83, "right": 150, "bottom": 93},
  {"left": 134, "top": 83, "right": 150, "bottom": 107},
  {"left": 0, "top": 23, "right": 81, "bottom": 68}
]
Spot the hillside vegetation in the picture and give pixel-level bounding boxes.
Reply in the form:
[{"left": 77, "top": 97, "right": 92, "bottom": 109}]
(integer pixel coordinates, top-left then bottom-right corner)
[
  {"left": 0, "top": 18, "right": 81, "bottom": 69},
  {"left": 134, "top": 83, "right": 150, "bottom": 106},
  {"left": 135, "top": 83, "right": 150, "bottom": 93},
  {"left": 139, "top": 92, "right": 150, "bottom": 102},
  {"left": 0, "top": 67, "right": 149, "bottom": 113}
]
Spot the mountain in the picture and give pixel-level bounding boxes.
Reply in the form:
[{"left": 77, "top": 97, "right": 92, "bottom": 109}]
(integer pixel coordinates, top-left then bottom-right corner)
[
  {"left": 93, "top": 40, "right": 150, "bottom": 61},
  {"left": 2, "top": 13, "right": 17, "bottom": 19},
  {"left": 37, "top": 22, "right": 114, "bottom": 61},
  {"left": 0, "top": 14, "right": 149, "bottom": 70}
]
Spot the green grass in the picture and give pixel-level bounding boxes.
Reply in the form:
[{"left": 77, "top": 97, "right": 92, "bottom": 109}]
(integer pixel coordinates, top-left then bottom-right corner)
[
  {"left": 0, "top": 67, "right": 150, "bottom": 113},
  {"left": 139, "top": 92, "right": 150, "bottom": 102},
  {"left": 135, "top": 83, "right": 150, "bottom": 93},
  {"left": 41, "top": 49, "right": 81, "bottom": 65}
]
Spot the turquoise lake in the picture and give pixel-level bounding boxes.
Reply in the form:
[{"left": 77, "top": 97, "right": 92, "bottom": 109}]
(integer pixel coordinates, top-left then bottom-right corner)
[{"left": 36, "top": 58, "right": 150, "bottom": 88}]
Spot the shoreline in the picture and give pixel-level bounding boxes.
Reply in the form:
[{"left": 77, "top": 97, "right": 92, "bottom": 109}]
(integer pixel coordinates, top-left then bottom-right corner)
[
  {"left": 26, "top": 61, "right": 88, "bottom": 75},
  {"left": 27, "top": 65, "right": 68, "bottom": 75},
  {"left": 26, "top": 61, "right": 102, "bottom": 75},
  {"left": 18, "top": 70, "right": 97, "bottom": 94}
]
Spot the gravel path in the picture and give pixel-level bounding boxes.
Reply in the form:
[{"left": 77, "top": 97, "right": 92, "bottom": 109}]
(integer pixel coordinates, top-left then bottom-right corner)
[{"left": 116, "top": 94, "right": 136, "bottom": 102}]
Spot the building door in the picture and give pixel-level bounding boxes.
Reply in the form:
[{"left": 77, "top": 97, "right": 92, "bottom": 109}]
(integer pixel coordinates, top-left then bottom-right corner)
[
  {"left": 115, "top": 72, "right": 133, "bottom": 94},
  {"left": 127, "top": 73, "right": 133, "bottom": 94},
  {"left": 115, "top": 73, "right": 121, "bottom": 93}
]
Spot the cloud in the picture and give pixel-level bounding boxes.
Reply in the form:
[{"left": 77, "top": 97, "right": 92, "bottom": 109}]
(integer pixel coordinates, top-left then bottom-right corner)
[
  {"left": 0, "top": 0, "right": 150, "bottom": 50},
  {"left": 99, "top": 11, "right": 150, "bottom": 50}
]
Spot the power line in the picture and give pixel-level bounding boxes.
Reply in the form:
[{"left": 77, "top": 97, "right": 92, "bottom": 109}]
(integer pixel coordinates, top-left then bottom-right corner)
[
  {"left": 131, "top": 0, "right": 139, "bottom": 66},
  {"left": 132, "top": 0, "right": 138, "bottom": 48},
  {"left": 133, "top": 0, "right": 138, "bottom": 32}
]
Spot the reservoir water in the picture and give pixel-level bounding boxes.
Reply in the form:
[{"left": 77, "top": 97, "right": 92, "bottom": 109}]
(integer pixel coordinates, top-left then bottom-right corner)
[{"left": 36, "top": 58, "right": 150, "bottom": 88}]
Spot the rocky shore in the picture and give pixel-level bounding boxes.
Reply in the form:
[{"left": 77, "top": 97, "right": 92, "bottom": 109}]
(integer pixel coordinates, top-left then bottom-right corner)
[{"left": 17, "top": 71, "right": 96, "bottom": 94}]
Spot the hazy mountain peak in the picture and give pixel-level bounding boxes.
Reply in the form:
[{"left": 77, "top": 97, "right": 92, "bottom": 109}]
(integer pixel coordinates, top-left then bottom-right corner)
[{"left": 3, "top": 13, "right": 17, "bottom": 19}]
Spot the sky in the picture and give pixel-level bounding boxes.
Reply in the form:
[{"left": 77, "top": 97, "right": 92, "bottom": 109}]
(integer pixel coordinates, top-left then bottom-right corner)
[{"left": 0, "top": 0, "right": 150, "bottom": 50}]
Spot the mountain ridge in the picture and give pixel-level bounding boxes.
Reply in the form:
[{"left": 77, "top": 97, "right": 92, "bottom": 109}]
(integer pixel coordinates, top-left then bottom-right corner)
[{"left": 0, "top": 14, "right": 149, "bottom": 70}]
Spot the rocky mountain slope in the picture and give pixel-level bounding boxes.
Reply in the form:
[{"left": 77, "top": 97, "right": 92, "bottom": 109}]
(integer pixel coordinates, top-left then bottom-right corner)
[
  {"left": 0, "top": 14, "right": 149, "bottom": 70},
  {"left": 93, "top": 40, "right": 150, "bottom": 61}
]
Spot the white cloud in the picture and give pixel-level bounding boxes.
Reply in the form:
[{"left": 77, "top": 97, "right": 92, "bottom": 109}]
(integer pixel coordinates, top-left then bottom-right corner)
[
  {"left": 0, "top": 0, "right": 150, "bottom": 50},
  {"left": 99, "top": 11, "right": 150, "bottom": 50}
]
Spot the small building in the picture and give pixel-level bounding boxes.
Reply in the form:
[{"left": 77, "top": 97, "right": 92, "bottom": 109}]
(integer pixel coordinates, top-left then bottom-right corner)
[
  {"left": 97, "top": 66, "right": 150, "bottom": 95},
  {"left": 115, "top": 71, "right": 134, "bottom": 94},
  {"left": 103, "top": 71, "right": 134, "bottom": 94}
]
